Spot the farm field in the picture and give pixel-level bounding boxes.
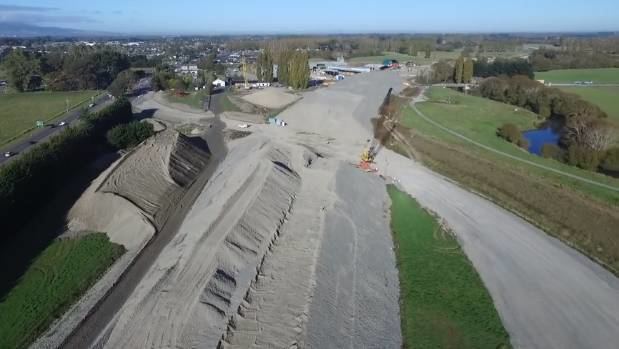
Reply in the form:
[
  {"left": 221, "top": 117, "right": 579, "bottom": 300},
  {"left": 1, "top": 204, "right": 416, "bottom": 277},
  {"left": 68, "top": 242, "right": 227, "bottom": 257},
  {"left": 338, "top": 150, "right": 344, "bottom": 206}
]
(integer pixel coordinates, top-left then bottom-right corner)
[
  {"left": 0, "top": 233, "right": 124, "bottom": 349},
  {"left": 408, "top": 87, "right": 619, "bottom": 204},
  {"left": 535, "top": 68, "right": 619, "bottom": 84},
  {"left": 0, "top": 90, "right": 99, "bottom": 145},
  {"left": 560, "top": 86, "right": 619, "bottom": 122},
  {"left": 387, "top": 185, "right": 511, "bottom": 349}
]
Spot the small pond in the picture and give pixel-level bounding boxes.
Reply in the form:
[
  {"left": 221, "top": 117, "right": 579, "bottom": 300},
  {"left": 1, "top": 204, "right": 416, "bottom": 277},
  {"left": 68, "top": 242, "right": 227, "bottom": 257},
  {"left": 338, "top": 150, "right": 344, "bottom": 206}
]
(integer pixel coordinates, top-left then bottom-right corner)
[{"left": 522, "top": 128, "right": 561, "bottom": 155}]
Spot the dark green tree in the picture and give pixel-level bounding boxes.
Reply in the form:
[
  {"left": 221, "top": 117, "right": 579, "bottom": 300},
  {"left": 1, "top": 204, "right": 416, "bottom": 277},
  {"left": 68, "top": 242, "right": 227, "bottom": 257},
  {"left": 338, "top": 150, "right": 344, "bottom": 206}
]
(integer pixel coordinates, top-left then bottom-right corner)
[
  {"left": 454, "top": 56, "right": 464, "bottom": 84},
  {"left": 462, "top": 58, "right": 474, "bottom": 83},
  {"left": 4, "top": 49, "right": 40, "bottom": 91}
]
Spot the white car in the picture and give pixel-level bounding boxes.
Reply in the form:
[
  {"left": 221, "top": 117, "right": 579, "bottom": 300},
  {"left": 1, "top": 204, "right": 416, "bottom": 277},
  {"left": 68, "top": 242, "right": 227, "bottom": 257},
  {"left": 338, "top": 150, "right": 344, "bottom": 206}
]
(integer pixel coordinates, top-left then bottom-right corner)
[
  {"left": 58, "top": 121, "right": 67, "bottom": 126},
  {"left": 4, "top": 151, "right": 14, "bottom": 158},
  {"left": 88, "top": 103, "right": 96, "bottom": 108}
]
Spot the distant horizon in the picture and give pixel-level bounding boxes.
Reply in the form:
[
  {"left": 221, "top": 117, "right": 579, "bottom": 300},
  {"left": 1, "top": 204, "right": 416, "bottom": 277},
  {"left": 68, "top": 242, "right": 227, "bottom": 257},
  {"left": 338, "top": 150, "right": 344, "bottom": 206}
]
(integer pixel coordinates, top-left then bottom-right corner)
[
  {"left": 1, "top": 21, "right": 618, "bottom": 39},
  {"left": 0, "top": 0, "right": 618, "bottom": 35}
]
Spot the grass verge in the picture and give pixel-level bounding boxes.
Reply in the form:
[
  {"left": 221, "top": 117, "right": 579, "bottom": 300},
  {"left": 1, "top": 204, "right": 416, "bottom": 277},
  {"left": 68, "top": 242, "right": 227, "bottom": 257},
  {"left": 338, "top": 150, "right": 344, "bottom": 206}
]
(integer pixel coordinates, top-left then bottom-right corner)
[
  {"left": 388, "top": 185, "right": 511, "bottom": 349},
  {"left": 0, "top": 90, "right": 99, "bottom": 145},
  {"left": 0, "top": 233, "right": 125, "bottom": 349}
]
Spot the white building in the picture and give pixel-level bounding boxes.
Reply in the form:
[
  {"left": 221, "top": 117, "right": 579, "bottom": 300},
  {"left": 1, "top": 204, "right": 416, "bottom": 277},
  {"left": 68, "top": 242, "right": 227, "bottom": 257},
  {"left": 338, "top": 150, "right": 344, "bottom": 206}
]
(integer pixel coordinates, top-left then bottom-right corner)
[
  {"left": 212, "top": 78, "right": 226, "bottom": 88},
  {"left": 177, "top": 65, "right": 199, "bottom": 77}
]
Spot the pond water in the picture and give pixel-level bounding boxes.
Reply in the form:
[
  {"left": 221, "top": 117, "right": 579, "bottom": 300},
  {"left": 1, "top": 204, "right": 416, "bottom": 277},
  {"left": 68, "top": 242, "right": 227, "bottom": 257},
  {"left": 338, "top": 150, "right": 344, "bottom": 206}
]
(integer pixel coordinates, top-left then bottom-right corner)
[{"left": 522, "top": 128, "right": 561, "bottom": 155}]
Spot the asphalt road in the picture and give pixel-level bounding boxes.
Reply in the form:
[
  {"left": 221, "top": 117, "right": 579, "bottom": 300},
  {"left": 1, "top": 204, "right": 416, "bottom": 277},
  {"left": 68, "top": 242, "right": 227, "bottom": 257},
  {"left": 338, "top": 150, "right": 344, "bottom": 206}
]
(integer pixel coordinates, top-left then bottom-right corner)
[
  {"left": 0, "top": 78, "right": 152, "bottom": 166},
  {"left": 0, "top": 94, "right": 112, "bottom": 165}
]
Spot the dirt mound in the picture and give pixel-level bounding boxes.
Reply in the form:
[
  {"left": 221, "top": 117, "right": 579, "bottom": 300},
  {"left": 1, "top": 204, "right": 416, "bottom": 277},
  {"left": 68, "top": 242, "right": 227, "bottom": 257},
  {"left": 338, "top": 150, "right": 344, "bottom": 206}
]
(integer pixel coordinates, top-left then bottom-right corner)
[
  {"left": 242, "top": 87, "right": 300, "bottom": 109},
  {"left": 97, "top": 136, "right": 301, "bottom": 348},
  {"left": 68, "top": 129, "right": 211, "bottom": 248},
  {"left": 97, "top": 129, "right": 210, "bottom": 230}
]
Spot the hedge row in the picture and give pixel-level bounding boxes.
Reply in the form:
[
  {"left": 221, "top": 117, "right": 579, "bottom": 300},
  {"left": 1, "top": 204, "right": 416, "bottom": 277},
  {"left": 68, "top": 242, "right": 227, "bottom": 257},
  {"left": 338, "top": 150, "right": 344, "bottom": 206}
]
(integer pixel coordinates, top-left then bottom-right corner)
[{"left": 0, "top": 98, "right": 133, "bottom": 238}]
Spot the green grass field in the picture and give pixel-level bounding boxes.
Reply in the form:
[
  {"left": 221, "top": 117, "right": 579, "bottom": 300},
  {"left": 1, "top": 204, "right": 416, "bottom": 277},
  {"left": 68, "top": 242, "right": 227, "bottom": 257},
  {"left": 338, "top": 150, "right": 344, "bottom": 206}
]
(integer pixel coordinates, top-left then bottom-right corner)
[
  {"left": 348, "top": 50, "right": 461, "bottom": 66},
  {"left": 165, "top": 90, "right": 207, "bottom": 110},
  {"left": 535, "top": 68, "right": 619, "bottom": 84},
  {"left": 559, "top": 86, "right": 619, "bottom": 121},
  {"left": 0, "top": 233, "right": 124, "bottom": 349},
  {"left": 0, "top": 91, "right": 99, "bottom": 145},
  {"left": 409, "top": 87, "right": 619, "bottom": 204},
  {"left": 388, "top": 185, "right": 511, "bottom": 349}
]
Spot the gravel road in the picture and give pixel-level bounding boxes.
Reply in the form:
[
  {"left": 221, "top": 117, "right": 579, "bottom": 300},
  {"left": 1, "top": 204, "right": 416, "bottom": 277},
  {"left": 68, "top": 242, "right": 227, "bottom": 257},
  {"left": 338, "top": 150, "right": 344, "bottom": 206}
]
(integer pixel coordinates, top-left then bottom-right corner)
[{"left": 377, "top": 150, "right": 619, "bottom": 349}]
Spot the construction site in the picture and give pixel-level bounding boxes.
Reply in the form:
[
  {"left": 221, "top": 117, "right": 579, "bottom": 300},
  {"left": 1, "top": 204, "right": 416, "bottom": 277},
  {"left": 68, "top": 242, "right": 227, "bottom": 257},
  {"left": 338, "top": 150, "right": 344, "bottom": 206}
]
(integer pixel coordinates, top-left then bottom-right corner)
[{"left": 29, "top": 69, "right": 619, "bottom": 349}]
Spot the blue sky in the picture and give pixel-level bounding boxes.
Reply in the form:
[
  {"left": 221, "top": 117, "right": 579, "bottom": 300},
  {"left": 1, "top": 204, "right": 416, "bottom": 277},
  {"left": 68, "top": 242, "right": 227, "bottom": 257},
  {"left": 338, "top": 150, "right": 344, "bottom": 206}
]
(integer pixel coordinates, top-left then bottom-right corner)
[{"left": 0, "top": 0, "right": 617, "bottom": 34}]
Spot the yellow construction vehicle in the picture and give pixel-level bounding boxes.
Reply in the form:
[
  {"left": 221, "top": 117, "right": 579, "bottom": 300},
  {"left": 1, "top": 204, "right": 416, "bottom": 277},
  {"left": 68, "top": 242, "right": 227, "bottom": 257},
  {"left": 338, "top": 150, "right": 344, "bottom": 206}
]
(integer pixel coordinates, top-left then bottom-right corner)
[{"left": 358, "top": 140, "right": 378, "bottom": 172}]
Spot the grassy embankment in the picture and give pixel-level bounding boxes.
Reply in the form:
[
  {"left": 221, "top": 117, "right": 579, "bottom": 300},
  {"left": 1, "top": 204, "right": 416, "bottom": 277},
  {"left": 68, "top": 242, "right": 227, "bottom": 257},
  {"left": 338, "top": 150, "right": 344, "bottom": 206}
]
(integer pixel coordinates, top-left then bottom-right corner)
[
  {"left": 0, "top": 233, "right": 124, "bottom": 349},
  {"left": 386, "top": 87, "right": 619, "bottom": 274},
  {"left": 388, "top": 185, "right": 511, "bottom": 349},
  {"left": 535, "top": 68, "right": 619, "bottom": 84},
  {"left": 0, "top": 91, "right": 99, "bottom": 145}
]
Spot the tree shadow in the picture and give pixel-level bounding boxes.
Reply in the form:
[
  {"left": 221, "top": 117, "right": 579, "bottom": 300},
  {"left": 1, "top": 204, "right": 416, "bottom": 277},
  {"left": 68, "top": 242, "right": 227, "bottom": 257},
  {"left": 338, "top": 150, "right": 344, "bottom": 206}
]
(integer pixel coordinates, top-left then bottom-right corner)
[
  {"left": 133, "top": 108, "right": 157, "bottom": 121},
  {"left": 0, "top": 150, "right": 120, "bottom": 302}
]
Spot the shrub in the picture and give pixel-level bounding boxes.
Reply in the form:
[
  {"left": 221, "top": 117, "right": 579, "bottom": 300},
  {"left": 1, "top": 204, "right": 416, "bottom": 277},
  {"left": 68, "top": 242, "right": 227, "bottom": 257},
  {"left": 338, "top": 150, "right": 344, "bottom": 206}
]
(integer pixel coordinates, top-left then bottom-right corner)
[
  {"left": 517, "top": 137, "right": 530, "bottom": 149},
  {"left": 567, "top": 145, "right": 601, "bottom": 171},
  {"left": 601, "top": 148, "right": 619, "bottom": 172},
  {"left": 107, "top": 121, "right": 155, "bottom": 149},
  {"left": 497, "top": 123, "right": 522, "bottom": 144},
  {"left": 541, "top": 144, "right": 562, "bottom": 160}
]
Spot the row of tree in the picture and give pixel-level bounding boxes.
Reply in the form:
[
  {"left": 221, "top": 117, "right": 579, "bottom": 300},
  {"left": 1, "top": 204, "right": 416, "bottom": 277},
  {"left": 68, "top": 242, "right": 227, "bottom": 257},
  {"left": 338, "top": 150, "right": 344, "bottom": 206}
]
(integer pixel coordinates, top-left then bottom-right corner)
[
  {"left": 479, "top": 76, "right": 618, "bottom": 171},
  {"left": 256, "top": 48, "right": 274, "bottom": 83},
  {"left": 0, "top": 98, "right": 133, "bottom": 240},
  {"left": 426, "top": 57, "right": 474, "bottom": 84},
  {"left": 277, "top": 50, "right": 310, "bottom": 89},
  {"left": 2, "top": 46, "right": 130, "bottom": 92},
  {"left": 531, "top": 49, "right": 619, "bottom": 71},
  {"left": 473, "top": 58, "right": 534, "bottom": 79}
]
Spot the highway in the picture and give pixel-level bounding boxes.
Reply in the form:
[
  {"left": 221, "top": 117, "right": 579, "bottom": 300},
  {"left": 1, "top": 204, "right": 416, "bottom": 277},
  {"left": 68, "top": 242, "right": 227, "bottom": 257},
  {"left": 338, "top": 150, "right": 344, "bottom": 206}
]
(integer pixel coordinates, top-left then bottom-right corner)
[
  {"left": 0, "top": 94, "right": 112, "bottom": 165},
  {"left": 0, "top": 78, "right": 151, "bottom": 166}
]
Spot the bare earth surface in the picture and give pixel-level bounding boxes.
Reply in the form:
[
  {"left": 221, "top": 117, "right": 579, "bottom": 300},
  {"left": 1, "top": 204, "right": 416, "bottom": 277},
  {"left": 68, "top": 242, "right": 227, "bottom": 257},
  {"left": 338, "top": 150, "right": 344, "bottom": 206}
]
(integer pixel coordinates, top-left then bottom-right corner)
[
  {"left": 43, "top": 70, "right": 619, "bottom": 349},
  {"left": 241, "top": 87, "right": 301, "bottom": 109}
]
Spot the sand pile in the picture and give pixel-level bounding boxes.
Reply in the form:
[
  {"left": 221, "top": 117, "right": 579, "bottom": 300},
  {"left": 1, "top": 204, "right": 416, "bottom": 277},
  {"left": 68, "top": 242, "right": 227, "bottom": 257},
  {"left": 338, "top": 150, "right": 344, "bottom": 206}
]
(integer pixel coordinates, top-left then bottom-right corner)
[
  {"left": 95, "top": 136, "right": 301, "bottom": 349},
  {"left": 242, "top": 87, "right": 300, "bottom": 109},
  {"left": 96, "top": 129, "right": 210, "bottom": 230},
  {"left": 69, "top": 129, "right": 210, "bottom": 248}
]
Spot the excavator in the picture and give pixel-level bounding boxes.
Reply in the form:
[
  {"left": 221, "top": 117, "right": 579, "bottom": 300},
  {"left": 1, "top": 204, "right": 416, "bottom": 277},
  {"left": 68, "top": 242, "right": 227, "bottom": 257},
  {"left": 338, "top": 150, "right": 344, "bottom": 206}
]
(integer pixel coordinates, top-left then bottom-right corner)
[
  {"left": 358, "top": 140, "right": 379, "bottom": 172},
  {"left": 357, "top": 87, "right": 398, "bottom": 172},
  {"left": 357, "top": 116, "right": 397, "bottom": 172}
]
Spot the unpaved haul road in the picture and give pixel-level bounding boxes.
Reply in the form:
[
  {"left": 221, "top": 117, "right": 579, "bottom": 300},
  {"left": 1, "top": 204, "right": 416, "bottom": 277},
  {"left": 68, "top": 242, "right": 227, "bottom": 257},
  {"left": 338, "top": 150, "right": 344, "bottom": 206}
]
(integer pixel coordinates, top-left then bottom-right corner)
[
  {"left": 277, "top": 70, "right": 619, "bottom": 348},
  {"left": 376, "top": 150, "right": 619, "bottom": 349}
]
